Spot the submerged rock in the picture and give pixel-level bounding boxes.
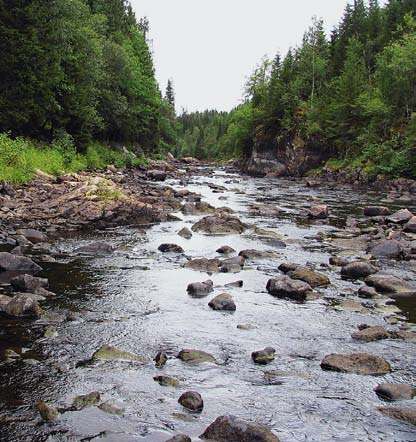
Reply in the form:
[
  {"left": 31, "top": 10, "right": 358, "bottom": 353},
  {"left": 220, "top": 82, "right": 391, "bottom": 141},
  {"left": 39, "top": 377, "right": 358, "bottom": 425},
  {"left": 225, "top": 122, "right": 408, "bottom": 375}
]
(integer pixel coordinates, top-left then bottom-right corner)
[
  {"left": 192, "top": 215, "right": 247, "bottom": 234},
  {"left": 358, "top": 285, "right": 379, "bottom": 299},
  {"left": 0, "top": 295, "right": 11, "bottom": 312},
  {"left": 0, "top": 252, "right": 42, "bottom": 272},
  {"left": 75, "top": 241, "right": 113, "bottom": 256},
  {"left": 321, "top": 353, "right": 391, "bottom": 375},
  {"left": 208, "top": 294, "right": 236, "bottom": 311},
  {"left": 200, "top": 415, "right": 281, "bottom": 442},
  {"left": 99, "top": 400, "right": 125, "bottom": 415},
  {"left": 92, "top": 345, "right": 146, "bottom": 362},
  {"left": 178, "top": 391, "right": 203, "bottom": 412},
  {"left": 154, "top": 375, "right": 179, "bottom": 387},
  {"left": 374, "top": 383, "right": 416, "bottom": 401},
  {"left": 252, "top": 347, "right": 276, "bottom": 365},
  {"left": 177, "top": 349, "right": 216, "bottom": 364},
  {"left": 377, "top": 407, "right": 416, "bottom": 426},
  {"left": 184, "top": 258, "right": 221, "bottom": 273},
  {"left": 166, "top": 435, "right": 191, "bottom": 442},
  {"left": 341, "top": 262, "right": 379, "bottom": 279},
  {"left": 266, "top": 276, "right": 313, "bottom": 301}
]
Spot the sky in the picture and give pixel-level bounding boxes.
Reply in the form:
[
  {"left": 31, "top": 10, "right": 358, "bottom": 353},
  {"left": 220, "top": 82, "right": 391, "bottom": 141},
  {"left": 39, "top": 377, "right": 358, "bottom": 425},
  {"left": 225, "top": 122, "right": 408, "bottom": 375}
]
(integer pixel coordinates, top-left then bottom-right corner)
[{"left": 130, "top": 1, "right": 379, "bottom": 112}]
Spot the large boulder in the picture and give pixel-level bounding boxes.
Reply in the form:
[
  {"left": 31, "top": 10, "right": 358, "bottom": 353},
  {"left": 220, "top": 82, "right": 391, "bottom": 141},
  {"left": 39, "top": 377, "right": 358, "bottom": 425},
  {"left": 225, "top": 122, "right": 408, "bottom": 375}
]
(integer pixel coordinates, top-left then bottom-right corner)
[
  {"left": 178, "top": 391, "right": 203, "bottom": 412},
  {"left": 184, "top": 258, "right": 221, "bottom": 273},
  {"left": 386, "top": 209, "right": 413, "bottom": 224},
  {"left": 321, "top": 353, "right": 391, "bottom": 375},
  {"left": 177, "top": 349, "right": 216, "bottom": 364},
  {"left": 374, "top": 383, "right": 416, "bottom": 401},
  {"left": 367, "top": 240, "right": 403, "bottom": 258},
  {"left": 217, "top": 245, "right": 236, "bottom": 255},
  {"left": 341, "top": 262, "right": 379, "bottom": 279},
  {"left": 239, "top": 249, "right": 281, "bottom": 259},
  {"left": 363, "top": 206, "right": 391, "bottom": 217},
  {"left": 92, "top": 345, "right": 146, "bottom": 362},
  {"left": 404, "top": 216, "right": 416, "bottom": 233},
  {"left": 4, "top": 294, "right": 43, "bottom": 318},
  {"left": 200, "top": 415, "right": 281, "bottom": 442},
  {"left": 266, "top": 276, "right": 313, "bottom": 301},
  {"left": 192, "top": 215, "right": 247, "bottom": 234},
  {"left": 365, "top": 274, "right": 415, "bottom": 294},
  {"left": 16, "top": 229, "right": 48, "bottom": 244},
  {"left": 288, "top": 266, "right": 330, "bottom": 288},
  {"left": 75, "top": 241, "right": 113, "bottom": 256},
  {"left": 0, "top": 253, "right": 42, "bottom": 272},
  {"left": 208, "top": 294, "right": 236, "bottom": 311}
]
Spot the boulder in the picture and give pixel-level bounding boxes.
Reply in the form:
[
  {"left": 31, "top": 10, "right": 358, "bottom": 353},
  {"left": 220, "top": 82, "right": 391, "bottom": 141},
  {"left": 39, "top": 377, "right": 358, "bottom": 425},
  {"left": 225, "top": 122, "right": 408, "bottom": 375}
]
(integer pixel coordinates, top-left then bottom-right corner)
[
  {"left": 178, "top": 391, "right": 203, "bottom": 412},
  {"left": 187, "top": 280, "right": 214, "bottom": 297},
  {"left": 352, "top": 326, "right": 391, "bottom": 342},
  {"left": 5, "top": 294, "right": 43, "bottom": 318},
  {"left": 365, "top": 274, "right": 415, "bottom": 294},
  {"left": 92, "top": 345, "right": 146, "bottom": 362},
  {"left": 367, "top": 240, "right": 403, "bottom": 258},
  {"left": 200, "top": 415, "right": 281, "bottom": 442},
  {"left": 184, "top": 258, "right": 221, "bottom": 273},
  {"left": 182, "top": 201, "right": 215, "bottom": 215},
  {"left": 403, "top": 216, "right": 416, "bottom": 233},
  {"left": 358, "top": 285, "right": 378, "bottom": 299},
  {"left": 321, "top": 353, "right": 391, "bottom": 375},
  {"left": 252, "top": 347, "right": 276, "bottom": 365},
  {"left": 147, "top": 170, "right": 167, "bottom": 181},
  {"left": 208, "top": 294, "right": 236, "bottom": 311},
  {"left": 0, "top": 252, "right": 42, "bottom": 272},
  {"left": 374, "top": 383, "right": 415, "bottom": 401},
  {"left": 75, "top": 241, "right": 113, "bottom": 256},
  {"left": 266, "top": 276, "right": 313, "bottom": 301},
  {"left": 217, "top": 245, "right": 236, "bottom": 254},
  {"left": 377, "top": 407, "right": 416, "bottom": 426},
  {"left": 10, "top": 274, "right": 48, "bottom": 293},
  {"left": 158, "top": 243, "right": 184, "bottom": 253},
  {"left": 363, "top": 206, "right": 391, "bottom": 217},
  {"left": 177, "top": 349, "right": 216, "bottom": 364},
  {"left": 329, "top": 257, "right": 350, "bottom": 267},
  {"left": 36, "top": 402, "right": 59, "bottom": 421},
  {"left": 341, "top": 262, "right": 379, "bottom": 279},
  {"left": 278, "top": 263, "right": 299, "bottom": 274},
  {"left": 166, "top": 435, "right": 191, "bottom": 442},
  {"left": 386, "top": 209, "right": 413, "bottom": 224},
  {"left": 192, "top": 215, "right": 247, "bottom": 234},
  {"left": 288, "top": 266, "right": 330, "bottom": 288},
  {"left": 239, "top": 249, "right": 280, "bottom": 259},
  {"left": 307, "top": 205, "right": 329, "bottom": 219},
  {"left": 16, "top": 228, "right": 48, "bottom": 244},
  {"left": 178, "top": 227, "right": 192, "bottom": 239}
]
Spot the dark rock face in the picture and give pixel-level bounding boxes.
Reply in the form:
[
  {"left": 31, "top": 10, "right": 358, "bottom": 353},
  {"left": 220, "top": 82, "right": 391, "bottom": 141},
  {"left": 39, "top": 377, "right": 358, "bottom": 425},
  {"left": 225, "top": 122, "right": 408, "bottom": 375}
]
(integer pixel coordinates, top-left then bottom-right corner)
[
  {"left": 0, "top": 252, "right": 42, "bottom": 272},
  {"left": 75, "top": 241, "right": 113, "bottom": 256},
  {"left": 341, "top": 262, "right": 379, "bottom": 278},
  {"left": 252, "top": 347, "right": 276, "bottom": 365},
  {"left": 178, "top": 391, "right": 203, "bottom": 412},
  {"left": 321, "top": 353, "right": 391, "bottom": 375},
  {"left": 187, "top": 280, "right": 214, "bottom": 297},
  {"left": 266, "top": 276, "right": 312, "bottom": 301},
  {"left": 158, "top": 243, "right": 184, "bottom": 253},
  {"left": 363, "top": 206, "right": 391, "bottom": 217},
  {"left": 374, "top": 383, "right": 416, "bottom": 401},
  {"left": 208, "top": 294, "right": 236, "bottom": 311},
  {"left": 200, "top": 415, "right": 281, "bottom": 442},
  {"left": 367, "top": 240, "right": 403, "bottom": 258}
]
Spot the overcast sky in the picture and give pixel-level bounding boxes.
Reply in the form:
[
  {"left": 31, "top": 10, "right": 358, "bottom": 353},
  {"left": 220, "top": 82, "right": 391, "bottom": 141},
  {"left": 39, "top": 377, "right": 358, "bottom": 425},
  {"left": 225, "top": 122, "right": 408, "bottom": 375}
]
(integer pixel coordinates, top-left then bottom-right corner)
[{"left": 130, "top": 1, "right": 380, "bottom": 112}]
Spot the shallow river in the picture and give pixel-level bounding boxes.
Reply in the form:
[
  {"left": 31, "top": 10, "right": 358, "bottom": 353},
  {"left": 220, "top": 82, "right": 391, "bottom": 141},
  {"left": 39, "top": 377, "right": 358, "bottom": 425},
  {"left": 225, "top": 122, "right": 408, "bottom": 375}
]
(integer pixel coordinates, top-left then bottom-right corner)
[{"left": 0, "top": 167, "right": 415, "bottom": 442}]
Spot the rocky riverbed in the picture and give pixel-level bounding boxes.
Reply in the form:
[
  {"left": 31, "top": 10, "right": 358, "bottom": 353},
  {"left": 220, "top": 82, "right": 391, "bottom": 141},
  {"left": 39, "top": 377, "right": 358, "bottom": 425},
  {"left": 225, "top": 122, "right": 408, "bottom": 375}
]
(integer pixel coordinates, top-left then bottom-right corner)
[{"left": 0, "top": 161, "right": 415, "bottom": 442}]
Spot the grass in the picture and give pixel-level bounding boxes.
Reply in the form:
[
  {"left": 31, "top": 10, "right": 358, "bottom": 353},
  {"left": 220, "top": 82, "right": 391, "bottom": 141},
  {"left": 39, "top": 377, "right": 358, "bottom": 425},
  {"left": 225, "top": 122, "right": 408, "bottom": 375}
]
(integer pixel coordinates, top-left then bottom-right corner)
[{"left": 0, "top": 133, "right": 148, "bottom": 184}]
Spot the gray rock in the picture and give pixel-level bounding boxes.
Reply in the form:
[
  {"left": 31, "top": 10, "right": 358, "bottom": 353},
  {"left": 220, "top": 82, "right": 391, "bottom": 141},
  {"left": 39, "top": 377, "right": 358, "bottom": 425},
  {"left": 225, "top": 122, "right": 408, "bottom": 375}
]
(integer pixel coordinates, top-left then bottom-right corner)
[
  {"left": 147, "top": 170, "right": 167, "bottom": 181},
  {"left": 36, "top": 402, "right": 59, "bottom": 421},
  {"left": 178, "top": 227, "right": 192, "bottom": 239},
  {"left": 208, "top": 294, "right": 236, "bottom": 311},
  {"left": 266, "top": 276, "right": 313, "bottom": 301},
  {"left": 200, "top": 415, "right": 281, "bottom": 442},
  {"left": 341, "top": 262, "right": 379, "bottom": 278},
  {"left": 17, "top": 229, "right": 48, "bottom": 244},
  {"left": 0, "top": 252, "right": 42, "bottom": 272},
  {"left": 352, "top": 326, "right": 391, "bottom": 342},
  {"left": 321, "top": 353, "right": 391, "bottom": 375},
  {"left": 365, "top": 274, "right": 415, "bottom": 294},
  {"left": 404, "top": 216, "right": 416, "bottom": 233},
  {"left": 158, "top": 243, "right": 184, "bottom": 253},
  {"left": 154, "top": 375, "right": 179, "bottom": 387},
  {"left": 386, "top": 209, "right": 413, "bottom": 224},
  {"left": 375, "top": 383, "right": 416, "bottom": 401},
  {"left": 72, "top": 392, "right": 101, "bottom": 410},
  {"left": 239, "top": 249, "right": 281, "bottom": 259},
  {"left": 367, "top": 240, "right": 403, "bottom": 258},
  {"left": 358, "top": 285, "right": 378, "bottom": 298},
  {"left": 10, "top": 274, "right": 48, "bottom": 293},
  {"left": 217, "top": 245, "right": 236, "bottom": 254},
  {"left": 252, "top": 347, "right": 276, "bottom": 365},
  {"left": 0, "top": 295, "right": 11, "bottom": 312},
  {"left": 278, "top": 263, "right": 299, "bottom": 274},
  {"left": 99, "top": 400, "right": 125, "bottom": 415},
  {"left": 184, "top": 258, "right": 221, "bottom": 273},
  {"left": 178, "top": 391, "right": 203, "bottom": 412},
  {"left": 187, "top": 280, "right": 214, "bottom": 297},
  {"left": 225, "top": 280, "right": 243, "bottom": 288},
  {"left": 307, "top": 205, "right": 329, "bottom": 219}
]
